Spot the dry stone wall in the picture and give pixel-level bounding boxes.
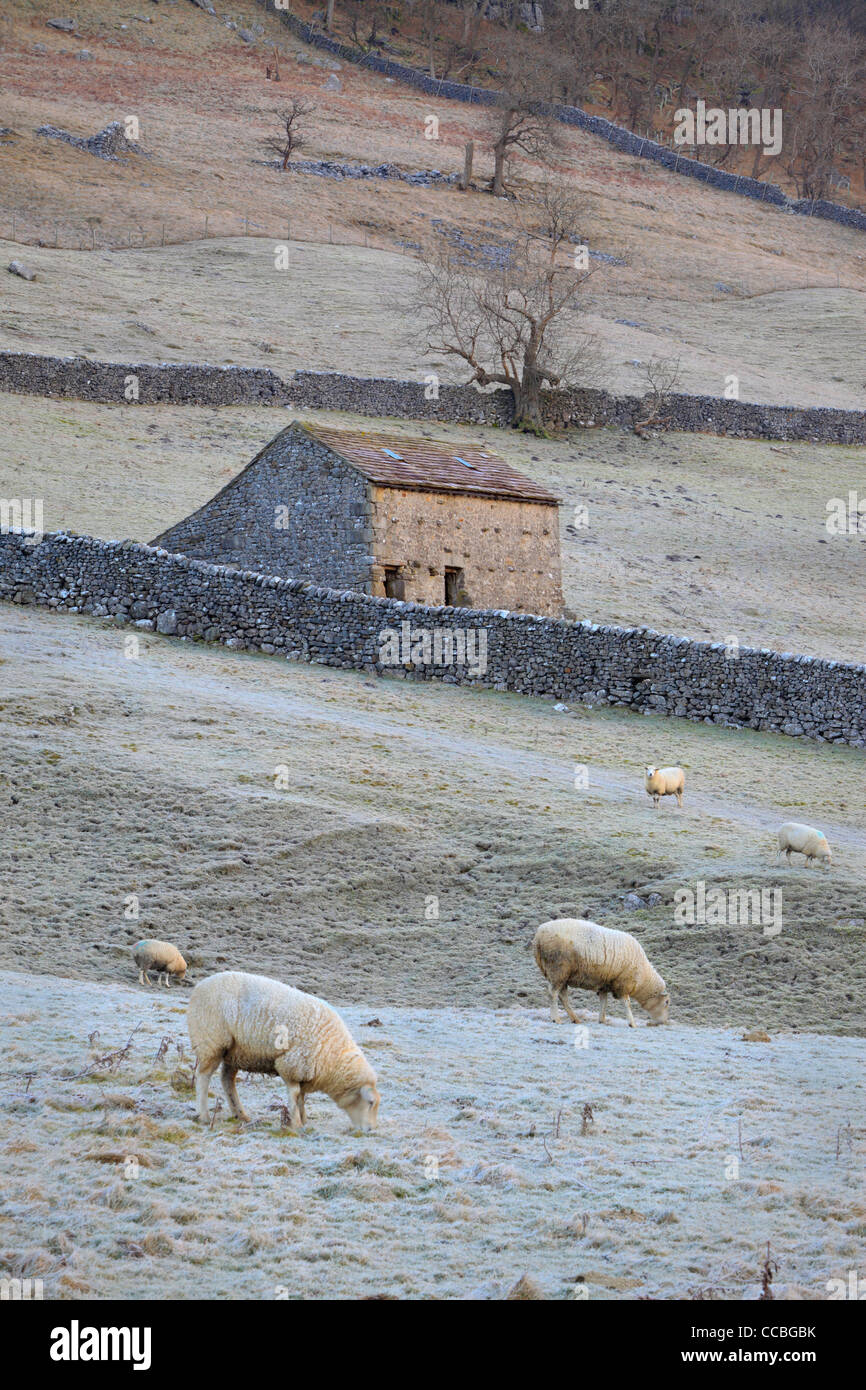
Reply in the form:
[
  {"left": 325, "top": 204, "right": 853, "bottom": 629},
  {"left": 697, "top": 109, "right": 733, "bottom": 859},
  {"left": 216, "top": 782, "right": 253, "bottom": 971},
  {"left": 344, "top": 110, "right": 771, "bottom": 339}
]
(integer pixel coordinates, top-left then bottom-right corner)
[
  {"left": 1, "top": 530, "right": 863, "bottom": 747},
  {"left": 2, "top": 354, "right": 865, "bottom": 444}
]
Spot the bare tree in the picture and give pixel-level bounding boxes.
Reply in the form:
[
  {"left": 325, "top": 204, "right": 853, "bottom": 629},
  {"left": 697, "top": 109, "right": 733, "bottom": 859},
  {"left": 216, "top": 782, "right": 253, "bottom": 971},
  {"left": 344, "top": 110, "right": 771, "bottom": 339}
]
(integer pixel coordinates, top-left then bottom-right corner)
[
  {"left": 487, "top": 56, "right": 562, "bottom": 197},
  {"left": 263, "top": 99, "right": 314, "bottom": 170},
  {"left": 635, "top": 355, "right": 682, "bottom": 436},
  {"left": 414, "top": 181, "right": 595, "bottom": 433},
  {"left": 784, "top": 20, "right": 864, "bottom": 200}
]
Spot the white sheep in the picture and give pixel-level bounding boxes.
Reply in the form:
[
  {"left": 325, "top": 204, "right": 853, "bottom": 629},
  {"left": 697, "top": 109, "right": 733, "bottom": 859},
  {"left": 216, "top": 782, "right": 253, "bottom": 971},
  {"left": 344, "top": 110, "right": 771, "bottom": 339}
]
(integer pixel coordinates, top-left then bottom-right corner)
[
  {"left": 187, "top": 971, "right": 380, "bottom": 1131},
  {"left": 533, "top": 918, "right": 670, "bottom": 1027},
  {"left": 645, "top": 765, "right": 685, "bottom": 808},
  {"left": 133, "top": 939, "right": 187, "bottom": 988},
  {"left": 777, "top": 822, "right": 832, "bottom": 869}
]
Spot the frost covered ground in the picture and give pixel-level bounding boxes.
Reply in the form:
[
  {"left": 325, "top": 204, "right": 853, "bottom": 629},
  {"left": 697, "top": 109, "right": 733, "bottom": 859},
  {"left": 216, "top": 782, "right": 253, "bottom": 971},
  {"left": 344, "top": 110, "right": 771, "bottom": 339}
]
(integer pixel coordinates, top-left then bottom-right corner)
[
  {"left": 1, "top": 605, "right": 864, "bottom": 1300},
  {"left": 2, "top": 969, "right": 864, "bottom": 1302}
]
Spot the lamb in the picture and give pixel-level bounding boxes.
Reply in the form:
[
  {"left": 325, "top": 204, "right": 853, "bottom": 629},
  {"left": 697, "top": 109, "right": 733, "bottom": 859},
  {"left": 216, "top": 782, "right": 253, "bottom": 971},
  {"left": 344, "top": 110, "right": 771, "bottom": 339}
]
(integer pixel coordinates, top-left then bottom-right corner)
[
  {"left": 133, "top": 939, "right": 187, "bottom": 988},
  {"left": 533, "top": 918, "right": 670, "bottom": 1028},
  {"left": 186, "top": 971, "right": 380, "bottom": 1131},
  {"left": 645, "top": 765, "right": 685, "bottom": 808},
  {"left": 777, "top": 822, "right": 832, "bottom": 869}
]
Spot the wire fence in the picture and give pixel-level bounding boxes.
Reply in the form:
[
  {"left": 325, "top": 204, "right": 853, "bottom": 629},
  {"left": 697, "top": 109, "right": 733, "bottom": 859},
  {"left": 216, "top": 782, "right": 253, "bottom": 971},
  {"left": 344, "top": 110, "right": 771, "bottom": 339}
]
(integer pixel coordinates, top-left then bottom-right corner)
[{"left": 0, "top": 207, "right": 419, "bottom": 257}]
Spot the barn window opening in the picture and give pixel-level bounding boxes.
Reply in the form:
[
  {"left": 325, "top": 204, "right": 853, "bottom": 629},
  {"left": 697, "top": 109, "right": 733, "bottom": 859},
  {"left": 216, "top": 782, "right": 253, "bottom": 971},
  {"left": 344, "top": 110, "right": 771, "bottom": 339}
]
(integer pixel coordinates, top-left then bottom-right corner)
[
  {"left": 444, "top": 567, "right": 464, "bottom": 606},
  {"left": 383, "top": 566, "right": 404, "bottom": 599}
]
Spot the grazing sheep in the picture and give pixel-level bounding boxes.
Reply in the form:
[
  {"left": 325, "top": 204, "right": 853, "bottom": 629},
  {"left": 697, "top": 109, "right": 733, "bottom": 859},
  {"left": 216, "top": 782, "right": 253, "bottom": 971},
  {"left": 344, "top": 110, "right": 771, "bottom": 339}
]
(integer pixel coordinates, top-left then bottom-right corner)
[
  {"left": 777, "top": 822, "right": 832, "bottom": 869},
  {"left": 133, "top": 939, "right": 187, "bottom": 988},
  {"left": 533, "top": 918, "right": 669, "bottom": 1028},
  {"left": 645, "top": 765, "right": 685, "bottom": 808},
  {"left": 187, "top": 971, "right": 380, "bottom": 1131}
]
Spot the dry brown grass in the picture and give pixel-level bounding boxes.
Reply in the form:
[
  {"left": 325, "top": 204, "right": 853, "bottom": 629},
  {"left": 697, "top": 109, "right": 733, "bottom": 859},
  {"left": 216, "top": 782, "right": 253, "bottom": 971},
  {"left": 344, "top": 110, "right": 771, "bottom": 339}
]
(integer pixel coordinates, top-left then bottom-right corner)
[{"left": 1, "top": 1, "right": 864, "bottom": 405}]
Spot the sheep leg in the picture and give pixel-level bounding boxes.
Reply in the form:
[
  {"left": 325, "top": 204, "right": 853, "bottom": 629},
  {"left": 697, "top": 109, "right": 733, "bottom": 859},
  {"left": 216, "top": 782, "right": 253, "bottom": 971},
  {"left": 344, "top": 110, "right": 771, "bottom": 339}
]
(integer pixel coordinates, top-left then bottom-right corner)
[
  {"left": 138, "top": 969, "right": 148, "bottom": 986},
  {"left": 653, "top": 795, "right": 659, "bottom": 809},
  {"left": 623, "top": 996, "right": 637, "bottom": 1028},
  {"left": 283, "top": 1080, "right": 303, "bottom": 1129},
  {"left": 298, "top": 1090, "right": 307, "bottom": 1126},
  {"left": 220, "top": 1063, "right": 249, "bottom": 1122},
  {"left": 598, "top": 991, "right": 609, "bottom": 1024},
  {"left": 275, "top": 1061, "right": 304, "bottom": 1127},
  {"left": 195, "top": 1060, "right": 219, "bottom": 1124},
  {"left": 675, "top": 791, "right": 683, "bottom": 808},
  {"left": 548, "top": 983, "right": 561, "bottom": 1024},
  {"left": 785, "top": 848, "right": 792, "bottom": 864},
  {"left": 558, "top": 986, "right": 580, "bottom": 1025}
]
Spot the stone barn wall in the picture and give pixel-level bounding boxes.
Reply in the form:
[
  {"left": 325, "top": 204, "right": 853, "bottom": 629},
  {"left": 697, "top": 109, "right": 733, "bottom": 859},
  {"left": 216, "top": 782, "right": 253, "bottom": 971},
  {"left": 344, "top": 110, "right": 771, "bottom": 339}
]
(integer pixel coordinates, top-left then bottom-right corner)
[
  {"left": 370, "top": 484, "right": 562, "bottom": 615},
  {"left": 150, "top": 425, "right": 375, "bottom": 592}
]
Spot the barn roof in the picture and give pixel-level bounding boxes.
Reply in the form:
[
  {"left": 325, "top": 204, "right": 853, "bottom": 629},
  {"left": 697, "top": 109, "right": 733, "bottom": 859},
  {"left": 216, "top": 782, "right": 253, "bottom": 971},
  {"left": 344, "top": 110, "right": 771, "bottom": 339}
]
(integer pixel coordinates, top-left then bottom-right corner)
[{"left": 303, "top": 423, "right": 560, "bottom": 505}]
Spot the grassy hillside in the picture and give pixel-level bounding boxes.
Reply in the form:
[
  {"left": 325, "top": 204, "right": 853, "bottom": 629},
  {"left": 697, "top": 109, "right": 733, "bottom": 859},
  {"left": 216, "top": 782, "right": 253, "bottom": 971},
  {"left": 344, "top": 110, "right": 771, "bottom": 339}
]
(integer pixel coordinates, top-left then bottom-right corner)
[
  {"left": 1, "top": 603, "right": 864, "bottom": 1032},
  {"left": 1, "top": 2, "right": 864, "bottom": 406}
]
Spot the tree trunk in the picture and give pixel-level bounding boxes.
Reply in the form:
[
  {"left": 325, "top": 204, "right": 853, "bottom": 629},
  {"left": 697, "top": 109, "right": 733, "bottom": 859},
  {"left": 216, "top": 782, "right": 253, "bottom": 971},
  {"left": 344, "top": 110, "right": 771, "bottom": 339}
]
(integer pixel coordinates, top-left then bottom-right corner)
[
  {"left": 325, "top": 0, "right": 335, "bottom": 32},
  {"left": 492, "top": 136, "right": 508, "bottom": 196},
  {"left": 512, "top": 364, "right": 546, "bottom": 434},
  {"left": 461, "top": 140, "right": 474, "bottom": 190}
]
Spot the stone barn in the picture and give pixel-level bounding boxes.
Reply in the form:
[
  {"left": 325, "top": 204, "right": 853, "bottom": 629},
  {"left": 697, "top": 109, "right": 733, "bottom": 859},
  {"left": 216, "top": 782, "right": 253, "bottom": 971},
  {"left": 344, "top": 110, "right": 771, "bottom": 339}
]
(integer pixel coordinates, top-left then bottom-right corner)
[{"left": 152, "top": 421, "right": 563, "bottom": 616}]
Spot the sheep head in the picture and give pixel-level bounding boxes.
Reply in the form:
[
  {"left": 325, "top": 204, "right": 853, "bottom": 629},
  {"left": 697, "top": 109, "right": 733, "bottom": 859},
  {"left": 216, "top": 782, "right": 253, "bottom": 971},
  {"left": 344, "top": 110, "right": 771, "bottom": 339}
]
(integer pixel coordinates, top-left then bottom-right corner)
[{"left": 339, "top": 1083, "right": 380, "bottom": 1132}]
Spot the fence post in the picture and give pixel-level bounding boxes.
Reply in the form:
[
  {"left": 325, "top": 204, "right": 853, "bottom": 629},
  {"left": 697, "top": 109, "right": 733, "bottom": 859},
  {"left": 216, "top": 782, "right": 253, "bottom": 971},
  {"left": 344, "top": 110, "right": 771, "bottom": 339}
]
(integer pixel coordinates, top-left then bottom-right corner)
[{"left": 460, "top": 140, "right": 474, "bottom": 191}]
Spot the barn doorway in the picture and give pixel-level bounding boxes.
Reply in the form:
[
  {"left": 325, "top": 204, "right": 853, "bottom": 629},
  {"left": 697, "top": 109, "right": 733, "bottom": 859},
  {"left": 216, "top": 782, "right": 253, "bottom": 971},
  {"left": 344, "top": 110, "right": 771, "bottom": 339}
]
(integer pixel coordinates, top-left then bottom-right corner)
[
  {"left": 383, "top": 566, "right": 404, "bottom": 599},
  {"left": 444, "top": 567, "right": 464, "bottom": 606}
]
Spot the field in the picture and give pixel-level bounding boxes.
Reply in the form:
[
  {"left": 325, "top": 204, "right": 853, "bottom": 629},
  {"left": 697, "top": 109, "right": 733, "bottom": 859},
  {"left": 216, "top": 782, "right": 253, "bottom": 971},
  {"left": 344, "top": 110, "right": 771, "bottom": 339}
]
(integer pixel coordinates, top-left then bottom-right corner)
[
  {"left": 1, "top": 603, "right": 865, "bottom": 1299},
  {"left": 1, "top": 0, "right": 865, "bottom": 406},
  {"left": 3, "top": 970, "right": 864, "bottom": 1301},
  {"left": 2, "top": 603, "right": 864, "bottom": 1026}
]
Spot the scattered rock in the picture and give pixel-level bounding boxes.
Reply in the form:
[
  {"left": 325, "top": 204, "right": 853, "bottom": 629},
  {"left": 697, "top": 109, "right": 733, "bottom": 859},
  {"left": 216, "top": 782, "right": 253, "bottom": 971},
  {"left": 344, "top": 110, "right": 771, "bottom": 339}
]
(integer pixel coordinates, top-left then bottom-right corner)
[
  {"left": 8, "top": 261, "right": 37, "bottom": 282},
  {"left": 742, "top": 1028, "right": 772, "bottom": 1043},
  {"left": 266, "top": 157, "right": 459, "bottom": 189},
  {"left": 237, "top": 28, "right": 256, "bottom": 44},
  {"left": 47, "top": 18, "right": 77, "bottom": 32},
  {"left": 36, "top": 121, "right": 143, "bottom": 161},
  {"left": 156, "top": 609, "right": 178, "bottom": 636},
  {"left": 324, "top": 73, "right": 342, "bottom": 92}
]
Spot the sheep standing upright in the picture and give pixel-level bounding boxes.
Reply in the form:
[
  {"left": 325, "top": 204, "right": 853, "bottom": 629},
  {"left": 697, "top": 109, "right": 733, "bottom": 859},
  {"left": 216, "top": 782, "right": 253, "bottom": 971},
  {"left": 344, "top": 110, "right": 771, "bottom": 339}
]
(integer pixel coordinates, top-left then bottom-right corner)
[
  {"left": 533, "top": 918, "right": 669, "bottom": 1027},
  {"left": 187, "top": 971, "right": 380, "bottom": 1131},
  {"left": 645, "top": 765, "right": 685, "bottom": 808},
  {"left": 777, "top": 822, "right": 832, "bottom": 869},
  {"left": 133, "top": 939, "right": 187, "bottom": 988}
]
